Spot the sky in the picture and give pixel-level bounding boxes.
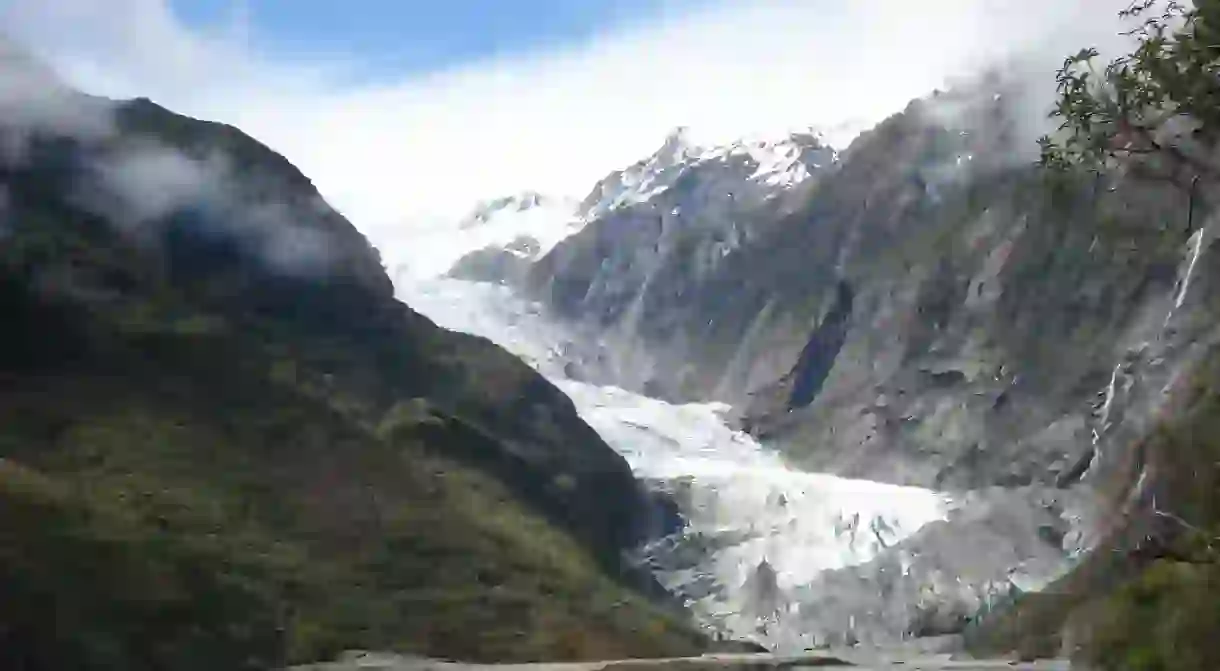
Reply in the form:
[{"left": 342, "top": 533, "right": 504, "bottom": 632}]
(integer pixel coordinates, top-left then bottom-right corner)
[
  {"left": 2, "top": 0, "right": 1132, "bottom": 264},
  {"left": 170, "top": 0, "right": 685, "bottom": 78}
]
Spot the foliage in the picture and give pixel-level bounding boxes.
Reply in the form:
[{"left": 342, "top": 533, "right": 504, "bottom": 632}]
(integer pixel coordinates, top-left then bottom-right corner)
[
  {"left": 1039, "top": 0, "right": 1220, "bottom": 192},
  {"left": 1084, "top": 561, "right": 1220, "bottom": 671}
]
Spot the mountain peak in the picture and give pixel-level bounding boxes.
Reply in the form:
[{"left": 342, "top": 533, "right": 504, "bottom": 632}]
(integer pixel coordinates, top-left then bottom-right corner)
[
  {"left": 640, "top": 126, "right": 700, "bottom": 176},
  {"left": 576, "top": 127, "right": 837, "bottom": 220},
  {"left": 459, "top": 191, "right": 571, "bottom": 229},
  {"left": 659, "top": 125, "right": 694, "bottom": 153}
]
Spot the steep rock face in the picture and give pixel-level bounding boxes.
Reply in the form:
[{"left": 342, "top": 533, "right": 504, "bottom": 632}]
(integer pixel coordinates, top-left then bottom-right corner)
[
  {"left": 523, "top": 128, "right": 836, "bottom": 400},
  {"left": 0, "top": 62, "right": 703, "bottom": 668},
  {"left": 780, "top": 280, "right": 854, "bottom": 411},
  {"left": 506, "top": 76, "right": 1220, "bottom": 656},
  {"left": 525, "top": 78, "right": 1201, "bottom": 495}
]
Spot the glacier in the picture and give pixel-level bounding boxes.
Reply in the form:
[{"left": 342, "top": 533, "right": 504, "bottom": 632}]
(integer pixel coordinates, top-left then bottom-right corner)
[{"left": 401, "top": 275, "right": 959, "bottom": 648}]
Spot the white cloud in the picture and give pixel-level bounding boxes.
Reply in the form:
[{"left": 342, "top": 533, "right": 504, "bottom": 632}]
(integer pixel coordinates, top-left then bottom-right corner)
[
  {"left": 3, "top": 0, "right": 1133, "bottom": 266},
  {"left": 76, "top": 139, "right": 344, "bottom": 276}
]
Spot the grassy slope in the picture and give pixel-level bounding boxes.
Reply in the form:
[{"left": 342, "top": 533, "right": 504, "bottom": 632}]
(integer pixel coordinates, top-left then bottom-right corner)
[{"left": 0, "top": 97, "right": 705, "bottom": 669}]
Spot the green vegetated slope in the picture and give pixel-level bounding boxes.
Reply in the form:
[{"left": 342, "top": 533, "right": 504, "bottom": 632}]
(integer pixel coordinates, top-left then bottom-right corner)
[{"left": 0, "top": 88, "right": 705, "bottom": 668}]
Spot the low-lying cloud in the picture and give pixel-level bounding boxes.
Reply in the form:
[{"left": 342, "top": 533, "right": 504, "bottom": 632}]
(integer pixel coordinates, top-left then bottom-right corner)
[
  {"left": 91, "top": 145, "right": 226, "bottom": 223},
  {"left": 5, "top": 0, "right": 1135, "bottom": 269},
  {"left": 81, "top": 141, "right": 337, "bottom": 276},
  {"left": 0, "top": 39, "right": 113, "bottom": 165},
  {"left": 0, "top": 50, "right": 341, "bottom": 278}
]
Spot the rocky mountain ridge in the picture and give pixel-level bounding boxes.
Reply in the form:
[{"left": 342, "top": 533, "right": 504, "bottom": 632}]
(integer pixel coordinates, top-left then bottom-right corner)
[
  {"left": 443, "top": 192, "right": 583, "bottom": 285},
  {"left": 496, "top": 76, "right": 1189, "bottom": 491},
  {"left": 576, "top": 126, "right": 837, "bottom": 220},
  {"left": 455, "top": 72, "right": 1220, "bottom": 666},
  {"left": 458, "top": 191, "right": 575, "bottom": 229},
  {"left": 446, "top": 127, "right": 835, "bottom": 291}
]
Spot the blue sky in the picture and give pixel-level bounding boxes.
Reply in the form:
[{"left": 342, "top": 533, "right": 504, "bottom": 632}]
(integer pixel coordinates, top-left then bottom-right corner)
[{"left": 170, "top": 0, "right": 681, "bottom": 79}]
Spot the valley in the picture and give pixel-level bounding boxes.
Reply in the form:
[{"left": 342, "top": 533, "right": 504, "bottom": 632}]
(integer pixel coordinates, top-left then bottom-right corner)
[{"left": 5, "top": 3, "right": 1220, "bottom": 668}]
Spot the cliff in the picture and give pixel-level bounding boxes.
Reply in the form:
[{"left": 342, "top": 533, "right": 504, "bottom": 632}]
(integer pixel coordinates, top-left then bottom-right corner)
[{"left": 510, "top": 74, "right": 1220, "bottom": 667}]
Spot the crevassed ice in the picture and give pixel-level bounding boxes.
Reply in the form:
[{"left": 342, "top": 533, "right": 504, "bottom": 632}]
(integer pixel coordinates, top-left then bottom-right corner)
[{"left": 561, "top": 378, "right": 949, "bottom": 629}]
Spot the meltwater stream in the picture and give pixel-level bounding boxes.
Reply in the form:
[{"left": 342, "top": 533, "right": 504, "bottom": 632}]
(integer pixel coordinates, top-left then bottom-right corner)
[{"left": 399, "top": 277, "right": 969, "bottom": 649}]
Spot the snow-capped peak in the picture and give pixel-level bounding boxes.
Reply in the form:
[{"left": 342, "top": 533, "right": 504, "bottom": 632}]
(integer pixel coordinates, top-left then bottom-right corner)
[
  {"left": 577, "top": 126, "right": 838, "bottom": 220},
  {"left": 396, "top": 191, "right": 585, "bottom": 282},
  {"left": 459, "top": 191, "right": 570, "bottom": 229},
  {"left": 654, "top": 126, "right": 699, "bottom": 165},
  {"left": 704, "top": 130, "right": 837, "bottom": 188},
  {"left": 394, "top": 127, "right": 842, "bottom": 283}
]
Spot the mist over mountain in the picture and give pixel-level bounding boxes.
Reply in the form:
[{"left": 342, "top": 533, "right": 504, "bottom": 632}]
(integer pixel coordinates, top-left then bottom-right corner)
[{"left": 5, "top": 2, "right": 1220, "bottom": 670}]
